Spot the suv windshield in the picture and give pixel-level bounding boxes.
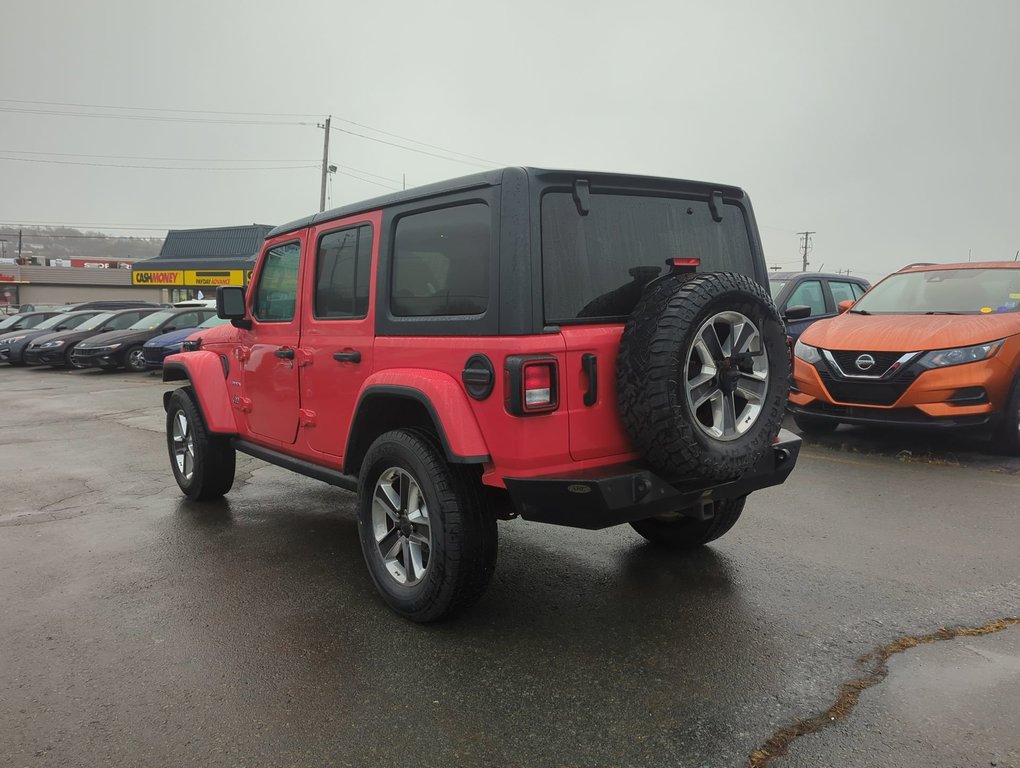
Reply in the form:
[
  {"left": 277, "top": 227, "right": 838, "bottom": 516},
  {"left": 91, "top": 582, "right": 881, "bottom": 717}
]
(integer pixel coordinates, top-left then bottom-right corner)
[
  {"left": 768, "top": 279, "right": 787, "bottom": 297},
  {"left": 542, "top": 192, "right": 757, "bottom": 322},
  {"left": 78, "top": 312, "right": 116, "bottom": 331},
  {"left": 128, "top": 310, "right": 176, "bottom": 330},
  {"left": 853, "top": 267, "right": 1020, "bottom": 315},
  {"left": 197, "top": 316, "right": 228, "bottom": 329}
]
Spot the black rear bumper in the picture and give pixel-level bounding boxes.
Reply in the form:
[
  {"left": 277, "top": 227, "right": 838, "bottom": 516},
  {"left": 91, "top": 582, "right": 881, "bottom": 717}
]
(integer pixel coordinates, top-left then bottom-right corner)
[{"left": 503, "top": 430, "right": 801, "bottom": 530}]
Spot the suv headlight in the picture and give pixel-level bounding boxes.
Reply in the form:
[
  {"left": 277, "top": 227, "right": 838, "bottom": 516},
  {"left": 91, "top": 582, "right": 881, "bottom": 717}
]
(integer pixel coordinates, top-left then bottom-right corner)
[
  {"left": 794, "top": 339, "right": 823, "bottom": 364},
  {"left": 40, "top": 339, "right": 65, "bottom": 348},
  {"left": 163, "top": 342, "right": 183, "bottom": 353},
  {"left": 918, "top": 340, "right": 1003, "bottom": 369}
]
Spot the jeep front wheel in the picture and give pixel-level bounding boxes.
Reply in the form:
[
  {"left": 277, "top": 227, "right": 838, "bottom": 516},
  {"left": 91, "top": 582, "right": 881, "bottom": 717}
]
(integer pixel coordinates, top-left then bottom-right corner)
[
  {"left": 358, "top": 429, "right": 497, "bottom": 623},
  {"left": 166, "top": 388, "right": 236, "bottom": 501},
  {"left": 630, "top": 497, "right": 745, "bottom": 549}
]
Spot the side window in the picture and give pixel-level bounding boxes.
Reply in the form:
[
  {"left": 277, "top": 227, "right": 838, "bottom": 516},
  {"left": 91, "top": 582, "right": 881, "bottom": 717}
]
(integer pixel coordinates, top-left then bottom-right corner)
[
  {"left": 391, "top": 203, "right": 489, "bottom": 317},
  {"left": 171, "top": 311, "right": 201, "bottom": 328},
  {"left": 315, "top": 224, "right": 374, "bottom": 319},
  {"left": 851, "top": 282, "right": 867, "bottom": 300},
  {"left": 109, "top": 312, "right": 141, "bottom": 330},
  {"left": 828, "top": 280, "right": 858, "bottom": 306},
  {"left": 786, "top": 279, "right": 826, "bottom": 316},
  {"left": 253, "top": 242, "right": 301, "bottom": 322}
]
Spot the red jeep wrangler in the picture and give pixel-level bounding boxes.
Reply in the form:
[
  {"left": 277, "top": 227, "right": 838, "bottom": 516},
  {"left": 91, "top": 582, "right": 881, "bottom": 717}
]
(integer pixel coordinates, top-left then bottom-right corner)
[{"left": 162, "top": 168, "right": 800, "bottom": 621}]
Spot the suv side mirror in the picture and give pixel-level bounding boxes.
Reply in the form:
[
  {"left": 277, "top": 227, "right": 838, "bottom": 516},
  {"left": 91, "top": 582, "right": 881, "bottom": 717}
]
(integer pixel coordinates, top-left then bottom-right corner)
[
  {"left": 837, "top": 299, "right": 854, "bottom": 314},
  {"left": 217, "top": 286, "right": 250, "bottom": 329},
  {"left": 784, "top": 304, "right": 811, "bottom": 321}
]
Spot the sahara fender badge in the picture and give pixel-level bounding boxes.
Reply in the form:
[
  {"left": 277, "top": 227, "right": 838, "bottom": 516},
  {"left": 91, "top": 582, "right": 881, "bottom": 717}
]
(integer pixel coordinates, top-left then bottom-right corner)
[{"left": 567, "top": 484, "right": 592, "bottom": 494}]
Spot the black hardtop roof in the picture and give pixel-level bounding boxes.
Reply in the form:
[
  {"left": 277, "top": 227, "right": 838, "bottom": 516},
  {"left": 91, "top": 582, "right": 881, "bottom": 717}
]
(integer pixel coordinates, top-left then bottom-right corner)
[{"left": 267, "top": 167, "right": 747, "bottom": 239}]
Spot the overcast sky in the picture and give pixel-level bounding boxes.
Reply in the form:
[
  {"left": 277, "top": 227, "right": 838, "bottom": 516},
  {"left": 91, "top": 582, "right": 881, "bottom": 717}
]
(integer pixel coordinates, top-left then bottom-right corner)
[{"left": 2, "top": 0, "right": 1018, "bottom": 278}]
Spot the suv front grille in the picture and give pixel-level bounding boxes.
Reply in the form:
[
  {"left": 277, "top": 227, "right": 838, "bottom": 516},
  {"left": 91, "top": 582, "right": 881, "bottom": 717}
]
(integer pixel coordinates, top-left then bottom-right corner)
[
  {"left": 143, "top": 347, "right": 164, "bottom": 365},
  {"left": 829, "top": 350, "right": 906, "bottom": 377},
  {"left": 817, "top": 367, "right": 919, "bottom": 406}
]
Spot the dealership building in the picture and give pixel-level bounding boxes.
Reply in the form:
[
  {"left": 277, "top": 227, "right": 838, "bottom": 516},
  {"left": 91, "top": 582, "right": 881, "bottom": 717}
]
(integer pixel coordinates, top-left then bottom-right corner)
[{"left": 0, "top": 224, "right": 273, "bottom": 310}]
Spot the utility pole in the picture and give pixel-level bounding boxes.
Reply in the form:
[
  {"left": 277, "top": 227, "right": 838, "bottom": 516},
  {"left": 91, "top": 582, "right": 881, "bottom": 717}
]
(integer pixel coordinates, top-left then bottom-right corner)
[
  {"left": 318, "top": 115, "right": 332, "bottom": 212},
  {"left": 797, "top": 231, "right": 815, "bottom": 272},
  {"left": 17, "top": 229, "right": 22, "bottom": 263}
]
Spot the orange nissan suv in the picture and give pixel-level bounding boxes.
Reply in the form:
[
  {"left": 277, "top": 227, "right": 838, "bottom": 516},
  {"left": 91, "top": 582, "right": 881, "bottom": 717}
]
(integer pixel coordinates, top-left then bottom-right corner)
[{"left": 789, "top": 262, "right": 1020, "bottom": 453}]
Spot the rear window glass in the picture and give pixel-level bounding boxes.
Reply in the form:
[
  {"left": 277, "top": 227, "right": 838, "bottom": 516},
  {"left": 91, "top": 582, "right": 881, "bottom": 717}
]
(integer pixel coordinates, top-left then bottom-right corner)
[
  {"left": 391, "top": 204, "right": 489, "bottom": 317},
  {"left": 542, "top": 192, "right": 756, "bottom": 323}
]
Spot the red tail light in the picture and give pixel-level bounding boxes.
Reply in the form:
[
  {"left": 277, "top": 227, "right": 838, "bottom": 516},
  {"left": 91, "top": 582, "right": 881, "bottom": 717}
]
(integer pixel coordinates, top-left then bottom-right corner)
[
  {"left": 523, "top": 363, "right": 554, "bottom": 409},
  {"left": 505, "top": 356, "right": 558, "bottom": 415}
]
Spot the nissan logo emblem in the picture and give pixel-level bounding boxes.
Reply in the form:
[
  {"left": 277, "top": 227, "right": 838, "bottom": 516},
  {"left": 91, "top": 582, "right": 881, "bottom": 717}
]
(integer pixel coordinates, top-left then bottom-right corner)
[{"left": 855, "top": 354, "right": 876, "bottom": 371}]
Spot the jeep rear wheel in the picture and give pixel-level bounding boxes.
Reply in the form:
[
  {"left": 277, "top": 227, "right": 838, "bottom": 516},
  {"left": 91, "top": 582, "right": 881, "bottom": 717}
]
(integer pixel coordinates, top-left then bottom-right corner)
[
  {"left": 357, "top": 429, "right": 497, "bottom": 623},
  {"left": 617, "top": 272, "right": 789, "bottom": 482},
  {"left": 166, "top": 387, "right": 236, "bottom": 501},
  {"left": 630, "top": 497, "right": 745, "bottom": 549}
]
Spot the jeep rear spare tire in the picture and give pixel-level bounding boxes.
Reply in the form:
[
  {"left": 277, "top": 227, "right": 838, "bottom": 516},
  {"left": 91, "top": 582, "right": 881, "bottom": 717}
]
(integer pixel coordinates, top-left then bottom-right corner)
[{"left": 617, "top": 272, "right": 789, "bottom": 482}]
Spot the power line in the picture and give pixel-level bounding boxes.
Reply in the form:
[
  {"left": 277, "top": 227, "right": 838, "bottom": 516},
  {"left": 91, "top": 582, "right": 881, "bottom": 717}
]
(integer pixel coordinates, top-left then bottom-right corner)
[
  {"left": 1, "top": 221, "right": 208, "bottom": 230},
  {"left": 331, "top": 125, "right": 497, "bottom": 168},
  {"left": 337, "top": 169, "right": 401, "bottom": 192},
  {"left": 0, "top": 106, "right": 313, "bottom": 127},
  {"left": 0, "top": 149, "right": 319, "bottom": 162},
  {"left": 0, "top": 156, "right": 319, "bottom": 171},
  {"left": 0, "top": 232, "right": 162, "bottom": 240},
  {"left": 0, "top": 97, "right": 320, "bottom": 118},
  {"left": 1, "top": 149, "right": 404, "bottom": 184},
  {"left": 331, "top": 115, "right": 503, "bottom": 166}
]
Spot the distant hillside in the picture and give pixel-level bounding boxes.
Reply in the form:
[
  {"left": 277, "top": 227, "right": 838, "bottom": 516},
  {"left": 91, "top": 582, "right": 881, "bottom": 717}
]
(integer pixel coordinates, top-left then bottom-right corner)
[{"left": 0, "top": 227, "right": 164, "bottom": 264}]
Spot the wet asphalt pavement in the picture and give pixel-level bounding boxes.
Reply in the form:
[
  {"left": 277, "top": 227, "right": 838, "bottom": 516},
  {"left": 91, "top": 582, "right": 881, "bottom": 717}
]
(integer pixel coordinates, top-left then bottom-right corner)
[{"left": 1, "top": 366, "right": 1018, "bottom": 768}]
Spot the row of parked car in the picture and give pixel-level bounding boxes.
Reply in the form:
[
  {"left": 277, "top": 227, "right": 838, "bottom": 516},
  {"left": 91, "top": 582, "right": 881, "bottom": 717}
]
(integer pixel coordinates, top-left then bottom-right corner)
[{"left": 0, "top": 301, "right": 224, "bottom": 372}]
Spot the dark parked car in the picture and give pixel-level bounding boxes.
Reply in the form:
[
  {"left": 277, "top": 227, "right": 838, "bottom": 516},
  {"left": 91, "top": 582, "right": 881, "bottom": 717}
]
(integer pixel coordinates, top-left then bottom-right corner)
[
  {"left": 59, "top": 300, "right": 161, "bottom": 312},
  {"left": 72, "top": 308, "right": 219, "bottom": 372},
  {"left": 0, "top": 311, "right": 104, "bottom": 365},
  {"left": 769, "top": 271, "right": 870, "bottom": 342},
  {"left": 23, "top": 308, "right": 161, "bottom": 368},
  {"left": 0, "top": 311, "right": 61, "bottom": 333},
  {"left": 143, "top": 315, "right": 229, "bottom": 369}
]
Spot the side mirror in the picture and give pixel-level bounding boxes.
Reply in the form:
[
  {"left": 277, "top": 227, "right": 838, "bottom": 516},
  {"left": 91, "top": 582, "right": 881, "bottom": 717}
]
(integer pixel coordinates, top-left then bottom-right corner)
[
  {"left": 784, "top": 304, "right": 811, "bottom": 321},
  {"left": 217, "top": 286, "right": 251, "bottom": 329},
  {"left": 837, "top": 299, "right": 854, "bottom": 314}
]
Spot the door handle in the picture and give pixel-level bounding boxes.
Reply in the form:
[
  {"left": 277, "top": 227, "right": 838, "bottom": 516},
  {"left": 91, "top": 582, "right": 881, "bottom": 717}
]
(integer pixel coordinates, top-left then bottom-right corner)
[
  {"left": 333, "top": 350, "right": 362, "bottom": 364},
  {"left": 582, "top": 353, "right": 598, "bottom": 406},
  {"left": 274, "top": 347, "right": 295, "bottom": 360}
]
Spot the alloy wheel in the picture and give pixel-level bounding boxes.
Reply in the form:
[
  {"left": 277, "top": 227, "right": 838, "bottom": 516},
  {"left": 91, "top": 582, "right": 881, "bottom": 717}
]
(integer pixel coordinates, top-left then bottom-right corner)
[
  {"left": 171, "top": 410, "right": 195, "bottom": 481},
  {"left": 684, "top": 311, "right": 770, "bottom": 441},
  {"left": 371, "top": 467, "right": 432, "bottom": 586}
]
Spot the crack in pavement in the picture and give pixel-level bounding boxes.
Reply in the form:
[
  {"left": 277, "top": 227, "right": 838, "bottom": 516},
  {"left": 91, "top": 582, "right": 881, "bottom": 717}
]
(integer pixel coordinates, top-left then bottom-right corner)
[{"left": 746, "top": 617, "right": 1020, "bottom": 768}]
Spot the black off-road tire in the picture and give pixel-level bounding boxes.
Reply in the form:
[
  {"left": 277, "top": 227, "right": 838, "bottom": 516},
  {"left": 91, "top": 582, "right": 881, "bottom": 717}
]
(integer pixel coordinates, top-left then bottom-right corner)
[
  {"left": 357, "top": 429, "right": 497, "bottom": 623},
  {"left": 630, "top": 497, "right": 745, "bottom": 549},
  {"left": 165, "top": 387, "right": 236, "bottom": 501},
  {"left": 793, "top": 413, "right": 839, "bottom": 435},
  {"left": 617, "top": 272, "right": 789, "bottom": 482},
  {"left": 995, "top": 373, "right": 1020, "bottom": 455}
]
